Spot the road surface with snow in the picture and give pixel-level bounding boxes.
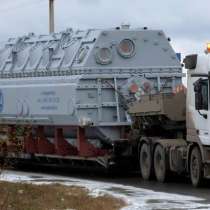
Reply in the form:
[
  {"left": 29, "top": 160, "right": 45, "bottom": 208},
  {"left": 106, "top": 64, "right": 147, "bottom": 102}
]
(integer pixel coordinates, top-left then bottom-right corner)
[{"left": 1, "top": 170, "right": 210, "bottom": 210}]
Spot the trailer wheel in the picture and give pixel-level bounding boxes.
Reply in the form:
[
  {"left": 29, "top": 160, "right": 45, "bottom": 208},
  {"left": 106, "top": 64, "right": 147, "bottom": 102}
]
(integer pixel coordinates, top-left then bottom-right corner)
[
  {"left": 139, "top": 143, "right": 152, "bottom": 180},
  {"left": 154, "top": 144, "right": 166, "bottom": 183},
  {"left": 190, "top": 147, "right": 203, "bottom": 187}
]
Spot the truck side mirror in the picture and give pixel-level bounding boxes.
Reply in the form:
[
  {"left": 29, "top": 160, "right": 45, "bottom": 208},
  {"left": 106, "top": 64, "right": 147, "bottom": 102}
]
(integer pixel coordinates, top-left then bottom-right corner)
[{"left": 183, "top": 54, "right": 197, "bottom": 69}]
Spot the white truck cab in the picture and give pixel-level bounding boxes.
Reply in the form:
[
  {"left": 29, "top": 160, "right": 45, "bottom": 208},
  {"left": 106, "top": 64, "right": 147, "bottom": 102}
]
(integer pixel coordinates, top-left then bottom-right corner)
[
  {"left": 184, "top": 53, "right": 210, "bottom": 186},
  {"left": 186, "top": 54, "right": 210, "bottom": 146}
]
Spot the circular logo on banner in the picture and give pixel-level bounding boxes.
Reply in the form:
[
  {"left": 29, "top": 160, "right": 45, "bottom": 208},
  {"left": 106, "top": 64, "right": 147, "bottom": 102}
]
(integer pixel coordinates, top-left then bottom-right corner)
[{"left": 0, "top": 90, "right": 4, "bottom": 113}]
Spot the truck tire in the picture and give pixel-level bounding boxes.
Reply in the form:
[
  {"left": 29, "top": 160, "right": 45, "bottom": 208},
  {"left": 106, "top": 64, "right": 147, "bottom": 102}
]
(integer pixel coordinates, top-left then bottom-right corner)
[
  {"left": 190, "top": 147, "right": 203, "bottom": 187},
  {"left": 140, "top": 143, "right": 152, "bottom": 180},
  {"left": 154, "top": 144, "right": 166, "bottom": 182}
]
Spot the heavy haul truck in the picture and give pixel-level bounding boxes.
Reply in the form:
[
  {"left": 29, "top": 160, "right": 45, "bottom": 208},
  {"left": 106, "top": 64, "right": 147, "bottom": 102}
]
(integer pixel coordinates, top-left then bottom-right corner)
[
  {"left": 0, "top": 25, "right": 209, "bottom": 186},
  {"left": 128, "top": 53, "right": 210, "bottom": 187}
]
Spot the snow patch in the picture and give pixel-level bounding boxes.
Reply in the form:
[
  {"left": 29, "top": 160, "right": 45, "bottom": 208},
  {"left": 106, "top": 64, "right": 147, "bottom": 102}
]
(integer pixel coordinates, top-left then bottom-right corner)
[{"left": 1, "top": 171, "right": 210, "bottom": 210}]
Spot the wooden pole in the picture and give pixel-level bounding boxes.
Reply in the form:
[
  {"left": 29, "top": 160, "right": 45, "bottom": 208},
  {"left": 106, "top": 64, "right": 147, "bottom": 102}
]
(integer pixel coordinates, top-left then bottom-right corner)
[{"left": 49, "top": 0, "right": 55, "bottom": 33}]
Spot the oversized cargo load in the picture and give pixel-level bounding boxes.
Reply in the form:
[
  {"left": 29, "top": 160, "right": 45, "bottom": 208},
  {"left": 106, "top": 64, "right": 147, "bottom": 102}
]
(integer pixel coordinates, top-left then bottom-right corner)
[
  {"left": 0, "top": 27, "right": 182, "bottom": 135},
  {"left": 0, "top": 26, "right": 183, "bottom": 168}
]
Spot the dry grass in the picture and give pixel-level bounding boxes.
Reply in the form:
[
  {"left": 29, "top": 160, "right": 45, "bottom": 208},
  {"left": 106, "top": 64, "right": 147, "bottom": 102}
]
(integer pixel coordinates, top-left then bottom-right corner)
[{"left": 0, "top": 181, "right": 126, "bottom": 210}]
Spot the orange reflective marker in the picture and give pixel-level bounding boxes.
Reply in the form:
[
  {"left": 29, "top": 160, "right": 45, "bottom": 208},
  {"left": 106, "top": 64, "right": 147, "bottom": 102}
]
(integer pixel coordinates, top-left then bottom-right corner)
[
  {"left": 173, "top": 84, "right": 187, "bottom": 95},
  {"left": 207, "top": 43, "right": 210, "bottom": 53}
]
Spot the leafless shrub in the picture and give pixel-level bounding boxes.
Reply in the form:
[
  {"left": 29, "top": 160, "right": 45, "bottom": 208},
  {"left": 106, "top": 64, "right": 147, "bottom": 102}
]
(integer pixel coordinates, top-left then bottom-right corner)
[
  {"left": 0, "top": 125, "right": 28, "bottom": 210},
  {"left": 0, "top": 125, "right": 27, "bottom": 173}
]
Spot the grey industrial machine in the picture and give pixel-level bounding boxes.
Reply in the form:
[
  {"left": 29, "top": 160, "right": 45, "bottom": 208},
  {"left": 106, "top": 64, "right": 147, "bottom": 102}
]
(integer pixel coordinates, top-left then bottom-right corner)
[{"left": 0, "top": 26, "right": 182, "bottom": 170}]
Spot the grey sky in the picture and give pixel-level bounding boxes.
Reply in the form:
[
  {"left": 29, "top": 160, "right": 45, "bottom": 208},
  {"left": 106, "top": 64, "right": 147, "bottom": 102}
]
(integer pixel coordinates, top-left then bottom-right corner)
[{"left": 0, "top": 0, "right": 209, "bottom": 56}]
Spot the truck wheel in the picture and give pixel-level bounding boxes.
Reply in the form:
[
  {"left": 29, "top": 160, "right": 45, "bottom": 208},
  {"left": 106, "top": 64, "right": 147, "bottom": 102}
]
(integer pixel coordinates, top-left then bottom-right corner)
[
  {"left": 154, "top": 144, "right": 166, "bottom": 182},
  {"left": 140, "top": 143, "right": 152, "bottom": 180},
  {"left": 190, "top": 147, "right": 203, "bottom": 187}
]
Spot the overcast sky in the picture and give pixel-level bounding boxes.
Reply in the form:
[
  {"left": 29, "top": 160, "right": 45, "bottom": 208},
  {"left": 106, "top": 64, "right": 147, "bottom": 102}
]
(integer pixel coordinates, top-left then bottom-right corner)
[{"left": 0, "top": 0, "right": 209, "bottom": 57}]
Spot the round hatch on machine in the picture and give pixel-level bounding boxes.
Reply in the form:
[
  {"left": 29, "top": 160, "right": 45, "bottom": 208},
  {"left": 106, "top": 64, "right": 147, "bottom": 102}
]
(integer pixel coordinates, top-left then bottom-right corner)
[
  {"left": 118, "top": 39, "right": 135, "bottom": 58},
  {"left": 95, "top": 47, "right": 112, "bottom": 65}
]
